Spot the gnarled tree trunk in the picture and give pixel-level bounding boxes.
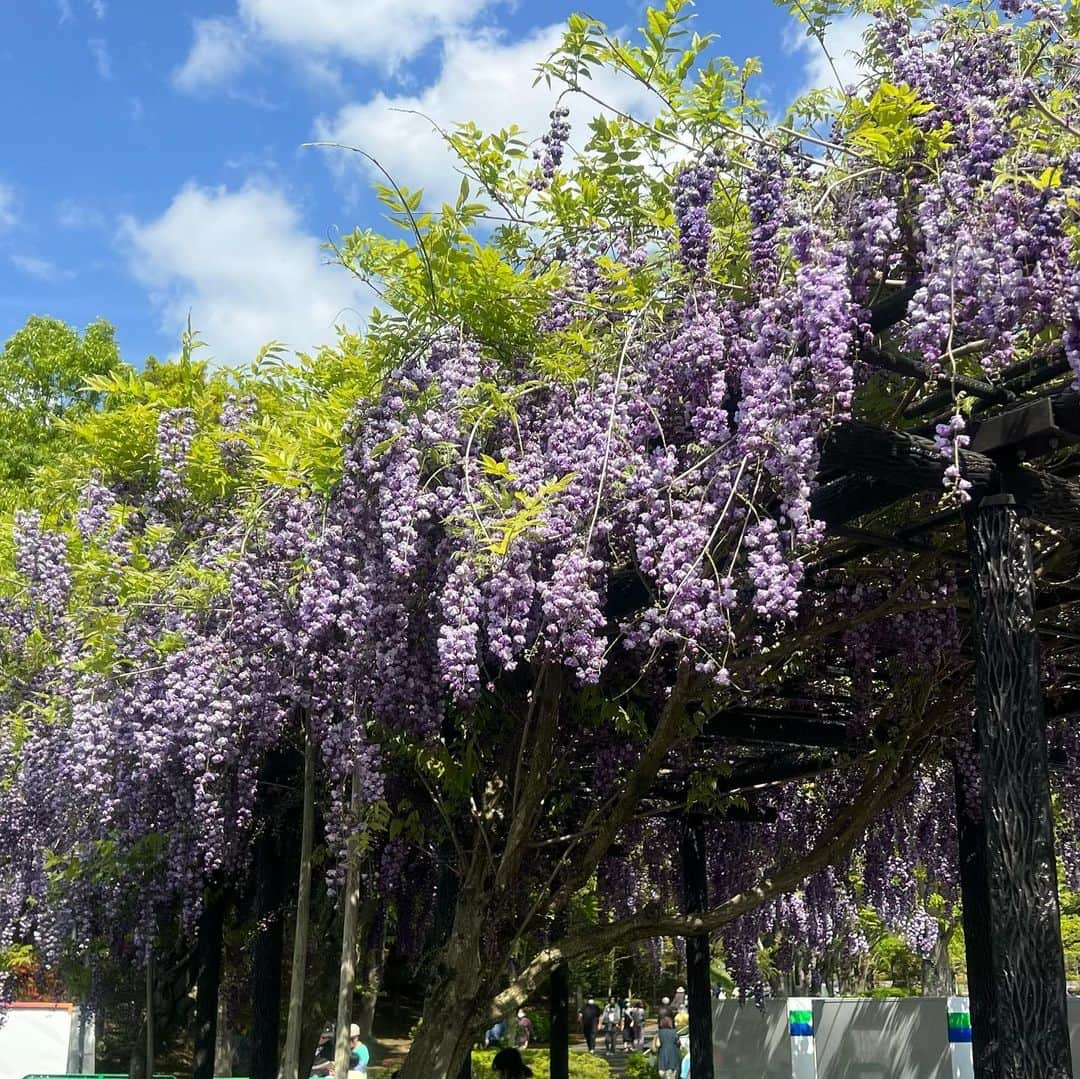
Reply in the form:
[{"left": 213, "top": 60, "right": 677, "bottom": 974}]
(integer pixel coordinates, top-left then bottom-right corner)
[{"left": 397, "top": 870, "right": 491, "bottom": 1079}]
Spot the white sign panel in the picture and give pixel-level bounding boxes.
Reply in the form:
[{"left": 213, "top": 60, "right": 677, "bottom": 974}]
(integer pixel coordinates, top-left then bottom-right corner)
[{"left": 0, "top": 1003, "right": 74, "bottom": 1079}]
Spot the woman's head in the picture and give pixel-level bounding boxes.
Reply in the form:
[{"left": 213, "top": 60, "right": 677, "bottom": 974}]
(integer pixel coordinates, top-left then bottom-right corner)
[
  {"left": 660, "top": 1015, "right": 674, "bottom": 1029},
  {"left": 492, "top": 1046, "right": 533, "bottom": 1077}
]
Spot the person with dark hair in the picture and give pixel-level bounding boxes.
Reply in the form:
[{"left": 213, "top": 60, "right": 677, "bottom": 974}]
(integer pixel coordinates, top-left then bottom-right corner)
[
  {"left": 631, "top": 999, "right": 646, "bottom": 1049},
  {"left": 654, "top": 1014, "right": 682, "bottom": 1079},
  {"left": 579, "top": 998, "right": 601, "bottom": 1053},
  {"left": 492, "top": 1046, "right": 533, "bottom": 1077}
]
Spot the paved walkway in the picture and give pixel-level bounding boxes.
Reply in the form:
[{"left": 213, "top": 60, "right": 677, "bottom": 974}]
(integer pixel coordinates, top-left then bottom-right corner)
[{"left": 593, "top": 1045, "right": 634, "bottom": 1075}]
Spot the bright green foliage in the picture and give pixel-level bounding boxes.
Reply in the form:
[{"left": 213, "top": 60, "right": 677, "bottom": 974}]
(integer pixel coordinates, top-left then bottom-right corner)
[
  {"left": 624, "top": 1052, "right": 658, "bottom": 1079},
  {"left": 471, "top": 1049, "right": 611, "bottom": 1078},
  {"left": 0, "top": 316, "right": 121, "bottom": 501}
]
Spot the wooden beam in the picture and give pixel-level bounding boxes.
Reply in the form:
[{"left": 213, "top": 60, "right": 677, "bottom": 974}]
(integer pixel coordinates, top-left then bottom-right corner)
[
  {"left": 820, "top": 418, "right": 1080, "bottom": 532},
  {"left": 704, "top": 707, "right": 856, "bottom": 749},
  {"left": 868, "top": 281, "right": 920, "bottom": 333},
  {"left": 715, "top": 755, "right": 850, "bottom": 794}
]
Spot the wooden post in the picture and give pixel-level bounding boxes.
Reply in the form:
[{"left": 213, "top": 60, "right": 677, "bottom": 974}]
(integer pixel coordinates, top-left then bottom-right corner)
[
  {"left": 550, "top": 960, "right": 570, "bottom": 1079},
  {"left": 283, "top": 724, "right": 317, "bottom": 1079},
  {"left": 962, "top": 494, "right": 1071, "bottom": 1077}
]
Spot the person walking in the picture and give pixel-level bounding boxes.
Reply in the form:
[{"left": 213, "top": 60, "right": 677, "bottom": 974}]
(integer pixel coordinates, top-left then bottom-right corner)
[
  {"left": 657, "top": 996, "right": 674, "bottom": 1023},
  {"left": 631, "top": 1000, "right": 645, "bottom": 1049},
  {"left": 515, "top": 1009, "right": 533, "bottom": 1049},
  {"left": 654, "top": 1015, "right": 682, "bottom": 1079},
  {"left": 579, "top": 998, "right": 601, "bottom": 1053},
  {"left": 602, "top": 997, "right": 621, "bottom": 1052}
]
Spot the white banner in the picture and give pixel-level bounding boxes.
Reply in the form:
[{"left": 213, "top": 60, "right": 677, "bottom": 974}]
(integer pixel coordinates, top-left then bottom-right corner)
[{"left": 0, "top": 1003, "right": 75, "bottom": 1079}]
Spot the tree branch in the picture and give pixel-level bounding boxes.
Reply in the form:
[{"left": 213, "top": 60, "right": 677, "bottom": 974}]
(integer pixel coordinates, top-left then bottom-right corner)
[{"left": 489, "top": 741, "right": 923, "bottom": 1017}]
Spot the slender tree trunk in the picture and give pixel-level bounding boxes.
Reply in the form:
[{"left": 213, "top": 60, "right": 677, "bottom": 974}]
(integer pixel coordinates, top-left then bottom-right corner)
[
  {"left": 300, "top": 891, "right": 348, "bottom": 1077},
  {"left": 283, "top": 726, "right": 317, "bottom": 1079},
  {"left": 335, "top": 763, "right": 363, "bottom": 1079},
  {"left": 145, "top": 948, "right": 155, "bottom": 1079},
  {"left": 194, "top": 890, "right": 226, "bottom": 1079},
  {"left": 355, "top": 908, "right": 384, "bottom": 1043},
  {"left": 921, "top": 926, "right": 955, "bottom": 996},
  {"left": 215, "top": 988, "right": 237, "bottom": 1077}
]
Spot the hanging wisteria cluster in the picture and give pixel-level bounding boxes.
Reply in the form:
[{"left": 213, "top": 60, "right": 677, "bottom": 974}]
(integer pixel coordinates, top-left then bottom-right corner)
[{"left": 0, "top": 0, "right": 1079, "bottom": 1039}]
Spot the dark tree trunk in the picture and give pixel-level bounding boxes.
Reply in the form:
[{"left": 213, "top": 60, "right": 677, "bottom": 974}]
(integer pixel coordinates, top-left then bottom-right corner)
[
  {"left": 962, "top": 494, "right": 1072, "bottom": 1078},
  {"left": 250, "top": 825, "right": 287, "bottom": 1079},
  {"left": 681, "top": 816, "right": 715, "bottom": 1079},
  {"left": 397, "top": 874, "right": 488, "bottom": 1079},
  {"left": 194, "top": 889, "right": 227, "bottom": 1079}
]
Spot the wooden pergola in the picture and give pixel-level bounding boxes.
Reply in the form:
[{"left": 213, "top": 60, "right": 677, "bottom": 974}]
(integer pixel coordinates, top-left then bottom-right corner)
[{"left": 535, "top": 290, "right": 1080, "bottom": 1079}]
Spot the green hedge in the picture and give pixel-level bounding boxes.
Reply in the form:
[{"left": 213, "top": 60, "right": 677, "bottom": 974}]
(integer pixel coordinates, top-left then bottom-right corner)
[
  {"left": 624, "top": 1052, "right": 658, "bottom": 1079},
  {"left": 471, "top": 1048, "right": 611, "bottom": 1077}
]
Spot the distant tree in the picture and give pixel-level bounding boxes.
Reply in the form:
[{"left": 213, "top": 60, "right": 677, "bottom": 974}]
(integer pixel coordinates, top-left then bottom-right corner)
[{"left": 0, "top": 316, "right": 121, "bottom": 494}]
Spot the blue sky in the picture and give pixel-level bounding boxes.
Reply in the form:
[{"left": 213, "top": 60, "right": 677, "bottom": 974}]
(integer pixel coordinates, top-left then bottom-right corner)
[{"left": 0, "top": 0, "right": 859, "bottom": 366}]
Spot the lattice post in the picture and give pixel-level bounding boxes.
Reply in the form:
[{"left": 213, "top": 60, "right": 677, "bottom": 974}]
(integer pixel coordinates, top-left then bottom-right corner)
[
  {"left": 962, "top": 493, "right": 1071, "bottom": 1078},
  {"left": 681, "top": 815, "right": 715, "bottom": 1079}
]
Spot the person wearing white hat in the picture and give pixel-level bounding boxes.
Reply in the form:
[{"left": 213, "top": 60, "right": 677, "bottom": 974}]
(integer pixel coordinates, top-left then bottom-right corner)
[{"left": 347, "top": 1024, "right": 369, "bottom": 1078}]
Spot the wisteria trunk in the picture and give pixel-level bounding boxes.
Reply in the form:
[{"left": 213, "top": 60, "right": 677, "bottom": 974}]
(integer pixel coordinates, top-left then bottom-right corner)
[
  {"left": 396, "top": 881, "right": 490, "bottom": 1079},
  {"left": 249, "top": 825, "right": 286, "bottom": 1079},
  {"left": 194, "top": 890, "right": 226, "bottom": 1079}
]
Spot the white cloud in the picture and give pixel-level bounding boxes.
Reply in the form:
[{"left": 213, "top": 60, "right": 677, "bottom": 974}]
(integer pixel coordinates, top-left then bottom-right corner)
[
  {"left": 11, "top": 255, "right": 74, "bottom": 282},
  {"left": 174, "top": 0, "right": 503, "bottom": 92},
  {"left": 122, "top": 182, "right": 368, "bottom": 364},
  {"left": 785, "top": 14, "right": 872, "bottom": 96},
  {"left": 0, "top": 183, "right": 16, "bottom": 232},
  {"left": 58, "top": 0, "right": 106, "bottom": 24},
  {"left": 313, "top": 25, "right": 658, "bottom": 208},
  {"left": 240, "top": 0, "right": 496, "bottom": 66},
  {"left": 173, "top": 17, "right": 253, "bottom": 93},
  {"left": 56, "top": 198, "right": 106, "bottom": 229},
  {"left": 88, "top": 36, "right": 112, "bottom": 79}
]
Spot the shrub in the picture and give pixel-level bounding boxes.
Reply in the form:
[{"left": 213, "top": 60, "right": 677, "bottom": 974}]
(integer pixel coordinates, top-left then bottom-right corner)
[
  {"left": 472, "top": 1048, "right": 611, "bottom": 1078},
  {"left": 526, "top": 1008, "right": 552, "bottom": 1044},
  {"left": 624, "top": 1051, "right": 658, "bottom": 1079}
]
